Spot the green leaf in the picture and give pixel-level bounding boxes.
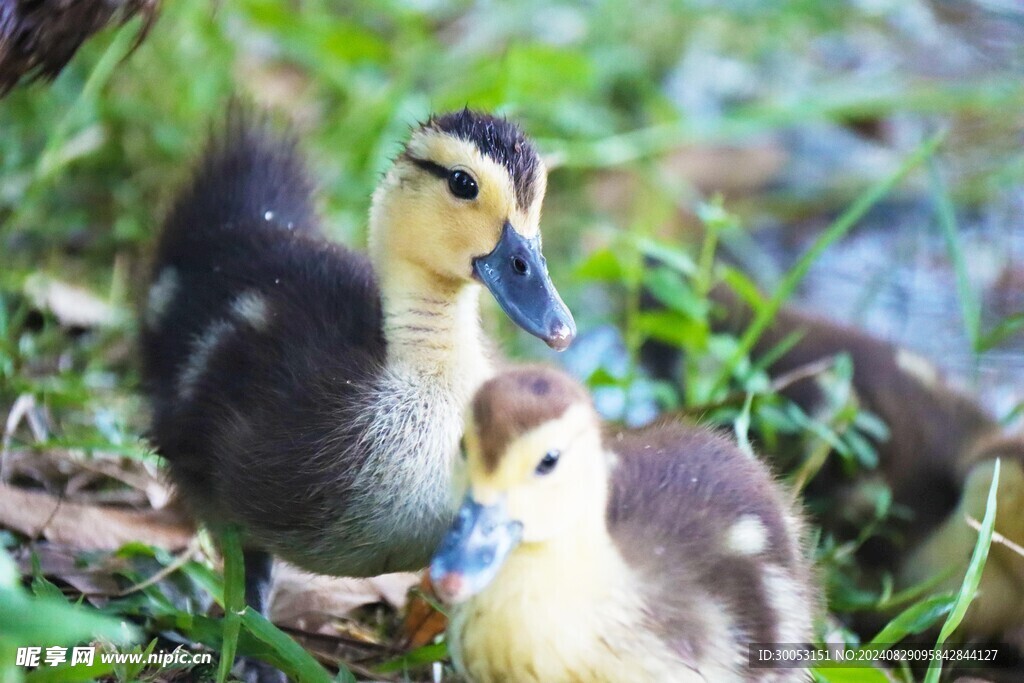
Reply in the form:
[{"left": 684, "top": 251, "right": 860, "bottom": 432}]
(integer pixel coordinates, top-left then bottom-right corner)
[
  {"left": 633, "top": 237, "right": 697, "bottom": 276},
  {"left": 718, "top": 267, "right": 766, "bottom": 311},
  {"left": 635, "top": 310, "right": 707, "bottom": 349},
  {"left": 979, "top": 311, "right": 1024, "bottom": 351},
  {"left": 0, "top": 587, "right": 139, "bottom": 646},
  {"left": 813, "top": 667, "right": 891, "bottom": 683},
  {"left": 575, "top": 248, "right": 624, "bottom": 282},
  {"left": 642, "top": 267, "right": 707, "bottom": 319},
  {"left": 375, "top": 642, "right": 449, "bottom": 675},
  {"left": 852, "top": 410, "right": 890, "bottom": 443},
  {"left": 844, "top": 429, "right": 880, "bottom": 470},
  {"left": 26, "top": 661, "right": 117, "bottom": 682},
  {"left": 868, "top": 592, "right": 956, "bottom": 646}
]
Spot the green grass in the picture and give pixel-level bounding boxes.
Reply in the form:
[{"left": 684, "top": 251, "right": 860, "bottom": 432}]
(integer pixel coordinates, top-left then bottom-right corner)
[{"left": 1, "top": 1, "right": 1023, "bottom": 681}]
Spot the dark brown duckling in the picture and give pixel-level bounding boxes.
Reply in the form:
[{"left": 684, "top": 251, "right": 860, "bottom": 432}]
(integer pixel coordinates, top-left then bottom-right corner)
[
  {"left": 138, "top": 107, "right": 575, "bottom": 667},
  {"left": 430, "top": 366, "right": 818, "bottom": 683},
  {"left": 691, "top": 287, "right": 999, "bottom": 572},
  {"left": 693, "top": 288, "right": 1024, "bottom": 651},
  {"left": 0, "top": 0, "right": 157, "bottom": 95}
]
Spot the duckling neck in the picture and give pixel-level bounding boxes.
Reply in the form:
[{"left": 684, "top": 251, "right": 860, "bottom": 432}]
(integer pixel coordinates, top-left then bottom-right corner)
[
  {"left": 378, "top": 264, "right": 491, "bottom": 387},
  {"left": 508, "top": 492, "right": 617, "bottom": 602}
]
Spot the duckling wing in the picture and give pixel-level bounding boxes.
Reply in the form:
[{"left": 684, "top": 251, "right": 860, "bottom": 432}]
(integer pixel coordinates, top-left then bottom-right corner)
[
  {"left": 140, "top": 108, "right": 390, "bottom": 569},
  {"left": 606, "top": 424, "right": 815, "bottom": 673}
]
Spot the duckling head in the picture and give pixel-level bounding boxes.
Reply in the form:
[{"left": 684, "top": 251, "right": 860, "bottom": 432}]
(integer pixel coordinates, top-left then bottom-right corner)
[
  {"left": 369, "top": 109, "right": 575, "bottom": 350},
  {"left": 962, "top": 435, "right": 1024, "bottom": 579},
  {"left": 430, "top": 365, "right": 605, "bottom": 602},
  {"left": 942, "top": 434, "right": 1024, "bottom": 635},
  {"left": 903, "top": 433, "right": 1024, "bottom": 636}
]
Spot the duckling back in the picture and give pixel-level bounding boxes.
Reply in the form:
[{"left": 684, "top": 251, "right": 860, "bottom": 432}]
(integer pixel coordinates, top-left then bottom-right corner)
[{"left": 606, "top": 425, "right": 816, "bottom": 682}]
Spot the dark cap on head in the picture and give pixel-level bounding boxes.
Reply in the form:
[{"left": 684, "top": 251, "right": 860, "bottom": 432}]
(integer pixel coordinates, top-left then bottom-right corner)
[
  {"left": 424, "top": 109, "right": 542, "bottom": 210},
  {"left": 472, "top": 365, "right": 592, "bottom": 472}
]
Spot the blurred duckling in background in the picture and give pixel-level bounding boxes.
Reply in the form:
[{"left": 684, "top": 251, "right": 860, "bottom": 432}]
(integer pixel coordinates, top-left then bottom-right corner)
[
  {"left": 701, "top": 287, "right": 998, "bottom": 567},
  {"left": 902, "top": 433, "right": 1024, "bottom": 641},
  {"left": 697, "top": 287, "right": 1024, "bottom": 650},
  {"left": 140, "top": 107, "right": 575, "bottom": 640},
  {"left": 431, "top": 366, "right": 818, "bottom": 683},
  {"left": 0, "top": 0, "right": 158, "bottom": 96}
]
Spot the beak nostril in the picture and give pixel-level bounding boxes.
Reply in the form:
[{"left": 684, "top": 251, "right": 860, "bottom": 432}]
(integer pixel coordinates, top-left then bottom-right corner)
[{"left": 511, "top": 256, "right": 529, "bottom": 275}]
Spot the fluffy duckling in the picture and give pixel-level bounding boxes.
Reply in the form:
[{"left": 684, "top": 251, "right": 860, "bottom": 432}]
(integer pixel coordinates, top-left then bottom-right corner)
[
  {"left": 140, "top": 108, "right": 574, "bottom": 604},
  {"left": 0, "top": 0, "right": 157, "bottom": 95},
  {"left": 699, "top": 287, "right": 998, "bottom": 564},
  {"left": 901, "top": 433, "right": 1024, "bottom": 640},
  {"left": 430, "top": 366, "right": 817, "bottom": 683}
]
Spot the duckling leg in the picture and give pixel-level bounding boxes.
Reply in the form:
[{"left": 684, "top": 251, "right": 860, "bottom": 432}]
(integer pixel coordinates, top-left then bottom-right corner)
[
  {"left": 237, "top": 549, "right": 286, "bottom": 683},
  {"left": 243, "top": 549, "right": 275, "bottom": 619}
]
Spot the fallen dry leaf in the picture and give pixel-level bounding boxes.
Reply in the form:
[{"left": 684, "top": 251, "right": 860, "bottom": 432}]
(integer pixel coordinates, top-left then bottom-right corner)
[
  {"left": 271, "top": 562, "right": 419, "bottom": 634},
  {"left": 0, "top": 482, "right": 194, "bottom": 550},
  {"left": 13, "top": 543, "right": 123, "bottom": 597},
  {"left": 401, "top": 574, "right": 448, "bottom": 649},
  {"left": 23, "top": 273, "right": 119, "bottom": 329}
]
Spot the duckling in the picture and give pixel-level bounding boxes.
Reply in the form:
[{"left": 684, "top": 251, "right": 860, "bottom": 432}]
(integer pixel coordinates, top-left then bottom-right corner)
[
  {"left": 693, "top": 287, "right": 998, "bottom": 565},
  {"left": 0, "top": 0, "right": 157, "bottom": 95},
  {"left": 713, "top": 287, "right": 994, "bottom": 468},
  {"left": 901, "top": 433, "right": 1024, "bottom": 640},
  {"left": 430, "top": 366, "right": 817, "bottom": 683},
  {"left": 140, "top": 108, "right": 574, "bottom": 608}
]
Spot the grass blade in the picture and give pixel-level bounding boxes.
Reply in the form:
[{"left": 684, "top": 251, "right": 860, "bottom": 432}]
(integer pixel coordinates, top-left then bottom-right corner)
[
  {"left": 979, "top": 311, "right": 1024, "bottom": 351},
  {"left": 929, "top": 158, "right": 981, "bottom": 353},
  {"left": 216, "top": 527, "right": 245, "bottom": 683},
  {"left": 867, "top": 592, "right": 956, "bottom": 647},
  {"left": 375, "top": 642, "right": 449, "bottom": 675},
  {"left": 241, "top": 610, "right": 334, "bottom": 683}
]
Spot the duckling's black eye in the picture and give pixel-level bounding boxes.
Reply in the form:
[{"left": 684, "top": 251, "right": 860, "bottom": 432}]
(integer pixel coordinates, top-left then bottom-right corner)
[
  {"left": 448, "top": 170, "right": 478, "bottom": 200},
  {"left": 535, "top": 450, "right": 560, "bottom": 476}
]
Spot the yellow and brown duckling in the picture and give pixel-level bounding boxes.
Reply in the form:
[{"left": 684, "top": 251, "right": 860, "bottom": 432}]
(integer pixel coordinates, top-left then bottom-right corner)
[
  {"left": 902, "top": 433, "right": 1024, "bottom": 641},
  {"left": 430, "top": 366, "right": 818, "bottom": 683},
  {"left": 139, "top": 107, "right": 574, "bottom": 641}
]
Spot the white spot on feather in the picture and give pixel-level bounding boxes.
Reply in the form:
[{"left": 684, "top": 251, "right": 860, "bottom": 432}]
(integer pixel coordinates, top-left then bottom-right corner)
[
  {"left": 146, "top": 268, "right": 179, "bottom": 329},
  {"left": 231, "top": 290, "right": 270, "bottom": 330},
  {"left": 896, "top": 349, "right": 938, "bottom": 387},
  {"left": 726, "top": 514, "right": 768, "bottom": 555},
  {"left": 178, "top": 319, "right": 234, "bottom": 401},
  {"left": 761, "top": 563, "right": 813, "bottom": 648}
]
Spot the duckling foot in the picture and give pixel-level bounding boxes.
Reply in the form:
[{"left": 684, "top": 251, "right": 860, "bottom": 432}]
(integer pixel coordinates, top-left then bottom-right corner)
[{"left": 237, "top": 549, "right": 287, "bottom": 683}]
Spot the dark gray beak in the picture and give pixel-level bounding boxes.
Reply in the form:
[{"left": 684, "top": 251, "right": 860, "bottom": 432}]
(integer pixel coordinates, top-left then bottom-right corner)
[
  {"left": 473, "top": 223, "right": 576, "bottom": 351},
  {"left": 429, "top": 494, "right": 523, "bottom": 604}
]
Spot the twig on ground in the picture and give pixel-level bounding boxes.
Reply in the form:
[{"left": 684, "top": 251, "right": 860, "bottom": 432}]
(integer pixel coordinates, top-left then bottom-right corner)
[{"left": 965, "top": 515, "right": 1024, "bottom": 559}]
